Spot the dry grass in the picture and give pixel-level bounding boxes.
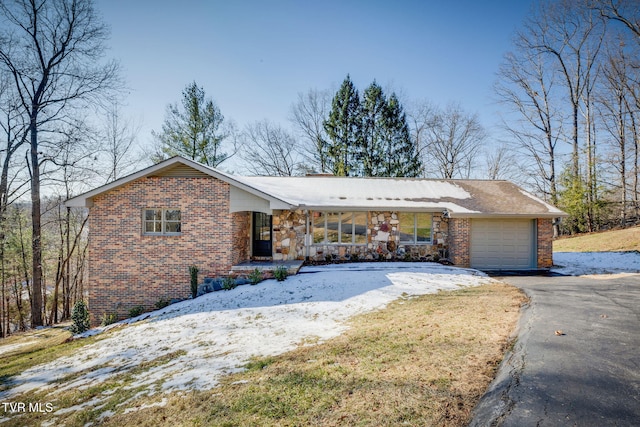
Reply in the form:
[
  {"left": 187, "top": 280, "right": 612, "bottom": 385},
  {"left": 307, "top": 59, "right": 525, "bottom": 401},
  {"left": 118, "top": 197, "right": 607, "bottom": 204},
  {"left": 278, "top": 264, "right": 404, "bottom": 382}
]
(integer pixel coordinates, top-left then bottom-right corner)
[
  {"left": 0, "top": 326, "right": 72, "bottom": 358},
  {"left": 554, "top": 226, "right": 640, "bottom": 252},
  {"left": 84, "top": 282, "right": 525, "bottom": 427},
  {"left": 0, "top": 328, "right": 106, "bottom": 395}
]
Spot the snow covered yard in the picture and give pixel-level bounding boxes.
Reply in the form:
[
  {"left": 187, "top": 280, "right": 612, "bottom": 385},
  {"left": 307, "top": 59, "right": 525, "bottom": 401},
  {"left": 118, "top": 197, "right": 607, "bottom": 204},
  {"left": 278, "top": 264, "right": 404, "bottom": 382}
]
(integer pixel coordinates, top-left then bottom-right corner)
[
  {"left": 553, "top": 251, "right": 640, "bottom": 275},
  {"left": 0, "top": 262, "right": 493, "bottom": 411},
  {"left": 2, "top": 252, "right": 637, "bottom": 424}
]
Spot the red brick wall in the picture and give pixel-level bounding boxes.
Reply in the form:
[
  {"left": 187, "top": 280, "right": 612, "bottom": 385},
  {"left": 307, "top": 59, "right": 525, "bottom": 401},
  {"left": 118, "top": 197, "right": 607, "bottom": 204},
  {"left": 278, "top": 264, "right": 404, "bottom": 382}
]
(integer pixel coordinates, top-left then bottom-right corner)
[
  {"left": 449, "top": 218, "right": 471, "bottom": 267},
  {"left": 88, "top": 176, "right": 249, "bottom": 325},
  {"left": 537, "top": 218, "right": 554, "bottom": 268}
]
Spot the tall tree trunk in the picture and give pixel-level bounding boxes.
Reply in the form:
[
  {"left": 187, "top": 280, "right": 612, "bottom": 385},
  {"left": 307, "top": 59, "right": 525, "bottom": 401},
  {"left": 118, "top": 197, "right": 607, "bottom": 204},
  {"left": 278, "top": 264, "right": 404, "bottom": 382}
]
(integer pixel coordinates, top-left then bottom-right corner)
[
  {"left": 0, "top": 250, "right": 4, "bottom": 339},
  {"left": 632, "top": 111, "right": 639, "bottom": 218},
  {"left": 63, "top": 207, "right": 71, "bottom": 319},
  {"left": 618, "top": 99, "right": 627, "bottom": 226},
  {"left": 30, "top": 115, "right": 43, "bottom": 327},
  {"left": 13, "top": 277, "right": 25, "bottom": 331}
]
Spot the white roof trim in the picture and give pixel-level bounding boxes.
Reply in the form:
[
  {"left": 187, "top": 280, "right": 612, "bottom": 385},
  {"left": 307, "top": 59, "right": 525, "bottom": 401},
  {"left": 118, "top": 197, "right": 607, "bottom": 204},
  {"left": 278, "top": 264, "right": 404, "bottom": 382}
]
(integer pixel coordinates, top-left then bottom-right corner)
[{"left": 64, "top": 157, "right": 294, "bottom": 209}]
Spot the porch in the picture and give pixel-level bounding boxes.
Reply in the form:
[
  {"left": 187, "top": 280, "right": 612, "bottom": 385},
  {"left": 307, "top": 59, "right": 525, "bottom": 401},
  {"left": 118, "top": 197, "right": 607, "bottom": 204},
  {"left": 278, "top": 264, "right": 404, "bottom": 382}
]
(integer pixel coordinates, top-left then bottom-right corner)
[{"left": 230, "top": 259, "right": 305, "bottom": 276}]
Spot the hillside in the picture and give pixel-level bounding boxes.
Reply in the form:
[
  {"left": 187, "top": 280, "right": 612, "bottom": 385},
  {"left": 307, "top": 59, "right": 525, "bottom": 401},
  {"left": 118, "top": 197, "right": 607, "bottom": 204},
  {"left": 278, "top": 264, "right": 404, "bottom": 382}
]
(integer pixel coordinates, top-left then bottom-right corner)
[{"left": 554, "top": 226, "right": 640, "bottom": 252}]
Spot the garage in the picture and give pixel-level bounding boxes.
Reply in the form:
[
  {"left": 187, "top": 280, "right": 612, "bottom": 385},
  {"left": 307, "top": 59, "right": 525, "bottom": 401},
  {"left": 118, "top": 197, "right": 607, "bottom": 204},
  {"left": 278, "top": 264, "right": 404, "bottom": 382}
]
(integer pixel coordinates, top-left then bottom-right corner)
[{"left": 470, "top": 219, "right": 536, "bottom": 270}]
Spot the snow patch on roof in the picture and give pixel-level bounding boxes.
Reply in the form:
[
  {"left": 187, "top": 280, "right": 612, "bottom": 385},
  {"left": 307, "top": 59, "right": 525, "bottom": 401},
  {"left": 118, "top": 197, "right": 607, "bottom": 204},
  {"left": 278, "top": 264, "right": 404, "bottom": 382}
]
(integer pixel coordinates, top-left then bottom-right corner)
[{"left": 237, "top": 176, "right": 474, "bottom": 211}]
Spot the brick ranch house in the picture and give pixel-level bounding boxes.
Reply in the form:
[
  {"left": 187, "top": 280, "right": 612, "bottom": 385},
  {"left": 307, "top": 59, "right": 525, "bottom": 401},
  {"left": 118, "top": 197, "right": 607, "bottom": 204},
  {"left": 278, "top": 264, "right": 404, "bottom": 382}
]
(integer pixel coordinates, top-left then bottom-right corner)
[{"left": 66, "top": 156, "right": 567, "bottom": 323}]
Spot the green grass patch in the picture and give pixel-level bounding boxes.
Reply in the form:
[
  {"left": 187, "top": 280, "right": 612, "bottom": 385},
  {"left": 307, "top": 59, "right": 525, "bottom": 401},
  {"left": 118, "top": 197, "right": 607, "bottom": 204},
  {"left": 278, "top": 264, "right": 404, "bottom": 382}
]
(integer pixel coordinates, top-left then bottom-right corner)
[{"left": 554, "top": 226, "right": 640, "bottom": 252}]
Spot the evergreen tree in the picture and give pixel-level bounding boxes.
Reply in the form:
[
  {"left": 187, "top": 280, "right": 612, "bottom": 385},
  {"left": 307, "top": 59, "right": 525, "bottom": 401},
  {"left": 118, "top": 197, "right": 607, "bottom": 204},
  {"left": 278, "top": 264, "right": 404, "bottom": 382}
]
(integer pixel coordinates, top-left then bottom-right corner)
[
  {"left": 360, "top": 81, "right": 387, "bottom": 176},
  {"left": 70, "top": 300, "right": 90, "bottom": 334},
  {"left": 381, "top": 93, "right": 422, "bottom": 177},
  {"left": 323, "top": 75, "right": 362, "bottom": 176},
  {"left": 153, "top": 81, "right": 231, "bottom": 167}
]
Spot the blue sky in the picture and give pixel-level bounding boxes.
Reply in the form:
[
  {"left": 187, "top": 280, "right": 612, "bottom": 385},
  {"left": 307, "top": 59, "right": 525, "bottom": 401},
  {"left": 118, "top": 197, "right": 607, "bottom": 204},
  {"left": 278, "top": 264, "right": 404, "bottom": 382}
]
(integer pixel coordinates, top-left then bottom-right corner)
[{"left": 97, "top": 0, "right": 535, "bottom": 148}]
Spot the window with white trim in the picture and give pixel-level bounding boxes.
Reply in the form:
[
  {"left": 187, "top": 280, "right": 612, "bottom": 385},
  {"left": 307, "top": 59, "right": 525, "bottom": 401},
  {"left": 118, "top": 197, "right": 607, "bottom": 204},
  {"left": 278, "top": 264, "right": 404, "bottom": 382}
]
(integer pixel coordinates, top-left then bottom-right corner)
[
  {"left": 143, "top": 209, "right": 181, "bottom": 235},
  {"left": 399, "top": 212, "right": 432, "bottom": 244},
  {"left": 313, "top": 211, "right": 367, "bottom": 244}
]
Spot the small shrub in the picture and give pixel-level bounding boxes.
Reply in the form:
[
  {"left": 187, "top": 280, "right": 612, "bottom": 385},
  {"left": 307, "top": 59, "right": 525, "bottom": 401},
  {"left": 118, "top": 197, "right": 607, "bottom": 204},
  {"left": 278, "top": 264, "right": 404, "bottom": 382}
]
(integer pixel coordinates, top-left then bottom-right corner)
[
  {"left": 129, "top": 305, "right": 145, "bottom": 318},
  {"left": 155, "top": 297, "right": 172, "bottom": 309},
  {"left": 248, "top": 268, "right": 263, "bottom": 285},
  {"left": 189, "top": 265, "right": 199, "bottom": 298},
  {"left": 222, "top": 276, "right": 237, "bottom": 290},
  {"left": 70, "top": 300, "right": 90, "bottom": 334},
  {"left": 273, "top": 265, "right": 288, "bottom": 282},
  {"left": 100, "top": 313, "right": 117, "bottom": 327}
]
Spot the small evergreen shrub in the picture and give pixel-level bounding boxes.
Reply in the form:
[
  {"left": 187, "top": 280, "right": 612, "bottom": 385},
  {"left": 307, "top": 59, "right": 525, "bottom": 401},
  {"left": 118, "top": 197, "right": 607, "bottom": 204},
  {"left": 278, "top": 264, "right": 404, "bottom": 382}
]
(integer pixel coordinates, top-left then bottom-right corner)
[
  {"left": 129, "top": 305, "right": 145, "bottom": 318},
  {"left": 248, "top": 268, "right": 263, "bottom": 285},
  {"left": 70, "top": 300, "right": 90, "bottom": 334},
  {"left": 273, "top": 265, "right": 288, "bottom": 282},
  {"left": 189, "top": 265, "right": 199, "bottom": 298},
  {"left": 222, "top": 276, "right": 237, "bottom": 290},
  {"left": 100, "top": 313, "right": 117, "bottom": 327},
  {"left": 155, "top": 297, "right": 172, "bottom": 309}
]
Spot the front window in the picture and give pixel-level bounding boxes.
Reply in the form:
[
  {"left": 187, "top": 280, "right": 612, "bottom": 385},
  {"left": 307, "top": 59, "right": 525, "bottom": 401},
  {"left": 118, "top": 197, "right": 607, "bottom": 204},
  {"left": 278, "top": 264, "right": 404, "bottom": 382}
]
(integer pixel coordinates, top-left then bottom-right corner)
[
  {"left": 143, "top": 209, "right": 181, "bottom": 235},
  {"left": 313, "top": 211, "right": 367, "bottom": 244},
  {"left": 399, "top": 213, "right": 432, "bottom": 244}
]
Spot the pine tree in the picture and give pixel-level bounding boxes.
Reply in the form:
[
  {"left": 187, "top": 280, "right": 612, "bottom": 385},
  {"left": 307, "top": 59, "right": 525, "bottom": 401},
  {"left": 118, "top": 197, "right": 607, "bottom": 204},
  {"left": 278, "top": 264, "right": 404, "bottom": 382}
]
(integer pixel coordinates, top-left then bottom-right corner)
[
  {"left": 381, "top": 93, "right": 422, "bottom": 177},
  {"left": 70, "top": 300, "right": 90, "bottom": 334},
  {"left": 323, "top": 75, "right": 362, "bottom": 176},
  {"left": 153, "top": 82, "right": 230, "bottom": 167},
  {"left": 360, "top": 81, "right": 387, "bottom": 176}
]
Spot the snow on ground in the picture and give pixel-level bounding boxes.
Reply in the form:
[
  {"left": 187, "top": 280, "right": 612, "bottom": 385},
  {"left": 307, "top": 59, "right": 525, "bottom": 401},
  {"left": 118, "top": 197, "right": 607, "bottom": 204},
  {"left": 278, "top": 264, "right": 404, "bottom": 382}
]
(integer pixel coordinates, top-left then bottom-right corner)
[
  {"left": 0, "top": 262, "right": 493, "bottom": 407},
  {"left": 3, "top": 253, "right": 634, "bottom": 417},
  {"left": 553, "top": 251, "right": 640, "bottom": 275}
]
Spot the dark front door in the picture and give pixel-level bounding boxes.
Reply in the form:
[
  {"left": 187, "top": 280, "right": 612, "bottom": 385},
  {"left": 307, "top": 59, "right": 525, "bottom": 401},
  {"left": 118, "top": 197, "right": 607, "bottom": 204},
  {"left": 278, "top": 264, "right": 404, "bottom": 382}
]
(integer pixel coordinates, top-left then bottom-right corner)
[{"left": 252, "top": 212, "right": 272, "bottom": 257}]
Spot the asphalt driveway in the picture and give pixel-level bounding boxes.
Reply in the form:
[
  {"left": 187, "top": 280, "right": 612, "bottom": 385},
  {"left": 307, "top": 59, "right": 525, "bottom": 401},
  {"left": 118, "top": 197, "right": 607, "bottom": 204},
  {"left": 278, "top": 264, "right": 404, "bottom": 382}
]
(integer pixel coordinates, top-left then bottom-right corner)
[{"left": 470, "top": 273, "right": 640, "bottom": 426}]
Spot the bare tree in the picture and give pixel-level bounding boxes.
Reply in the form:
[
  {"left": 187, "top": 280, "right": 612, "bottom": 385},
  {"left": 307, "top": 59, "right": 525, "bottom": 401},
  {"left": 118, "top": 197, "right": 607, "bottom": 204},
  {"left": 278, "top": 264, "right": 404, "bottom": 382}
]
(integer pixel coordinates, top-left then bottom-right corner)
[
  {"left": 101, "top": 101, "right": 141, "bottom": 182},
  {"left": 495, "top": 47, "right": 562, "bottom": 202},
  {"left": 594, "top": 0, "right": 640, "bottom": 39},
  {"left": 597, "top": 38, "right": 640, "bottom": 225},
  {"left": 289, "top": 88, "right": 331, "bottom": 173},
  {"left": 524, "top": 0, "right": 606, "bottom": 179},
  {"left": 240, "top": 120, "right": 303, "bottom": 176},
  {"left": 0, "top": 0, "right": 120, "bottom": 327},
  {"left": 423, "top": 103, "right": 486, "bottom": 179},
  {"left": 485, "top": 143, "right": 521, "bottom": 181},
  {"left": 406, "top": 99, "right": 437, "bottom": 177}
]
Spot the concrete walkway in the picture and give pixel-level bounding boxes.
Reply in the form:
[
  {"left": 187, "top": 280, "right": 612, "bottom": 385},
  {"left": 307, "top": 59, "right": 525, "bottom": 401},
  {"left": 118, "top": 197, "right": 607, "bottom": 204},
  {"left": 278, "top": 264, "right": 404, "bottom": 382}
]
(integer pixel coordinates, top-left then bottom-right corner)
[{"left": 470, "top": 274, "right": 640, "bottom": 426}]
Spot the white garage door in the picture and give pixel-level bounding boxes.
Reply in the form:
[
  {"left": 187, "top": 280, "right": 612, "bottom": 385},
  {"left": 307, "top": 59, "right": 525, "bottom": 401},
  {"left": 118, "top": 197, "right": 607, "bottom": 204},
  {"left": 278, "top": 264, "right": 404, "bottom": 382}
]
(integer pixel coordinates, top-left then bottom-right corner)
[{"left": 470, "top": 219, "right": 535, "bottom": 269}]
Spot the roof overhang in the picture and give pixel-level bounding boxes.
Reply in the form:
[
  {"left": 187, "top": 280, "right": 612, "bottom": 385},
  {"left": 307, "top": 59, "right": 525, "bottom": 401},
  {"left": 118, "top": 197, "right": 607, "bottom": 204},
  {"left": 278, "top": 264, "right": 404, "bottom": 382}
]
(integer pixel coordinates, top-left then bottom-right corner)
[
  {"left": 64, "top": 156, "right": 294, "bottom": 210},
  {"left": 447, "top": 212, "right": 568, "bottom": 219}
]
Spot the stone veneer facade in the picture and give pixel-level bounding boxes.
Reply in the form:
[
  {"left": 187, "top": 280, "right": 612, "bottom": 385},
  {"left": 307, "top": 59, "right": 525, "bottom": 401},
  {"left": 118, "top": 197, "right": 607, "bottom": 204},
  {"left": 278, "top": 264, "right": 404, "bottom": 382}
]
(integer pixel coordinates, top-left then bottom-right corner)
[
  {"left": 88, "top": 176, "right": 250, "bottom": 325},
  {"left": 272, "top": 210, "right": 449, "bottom": 262}
]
